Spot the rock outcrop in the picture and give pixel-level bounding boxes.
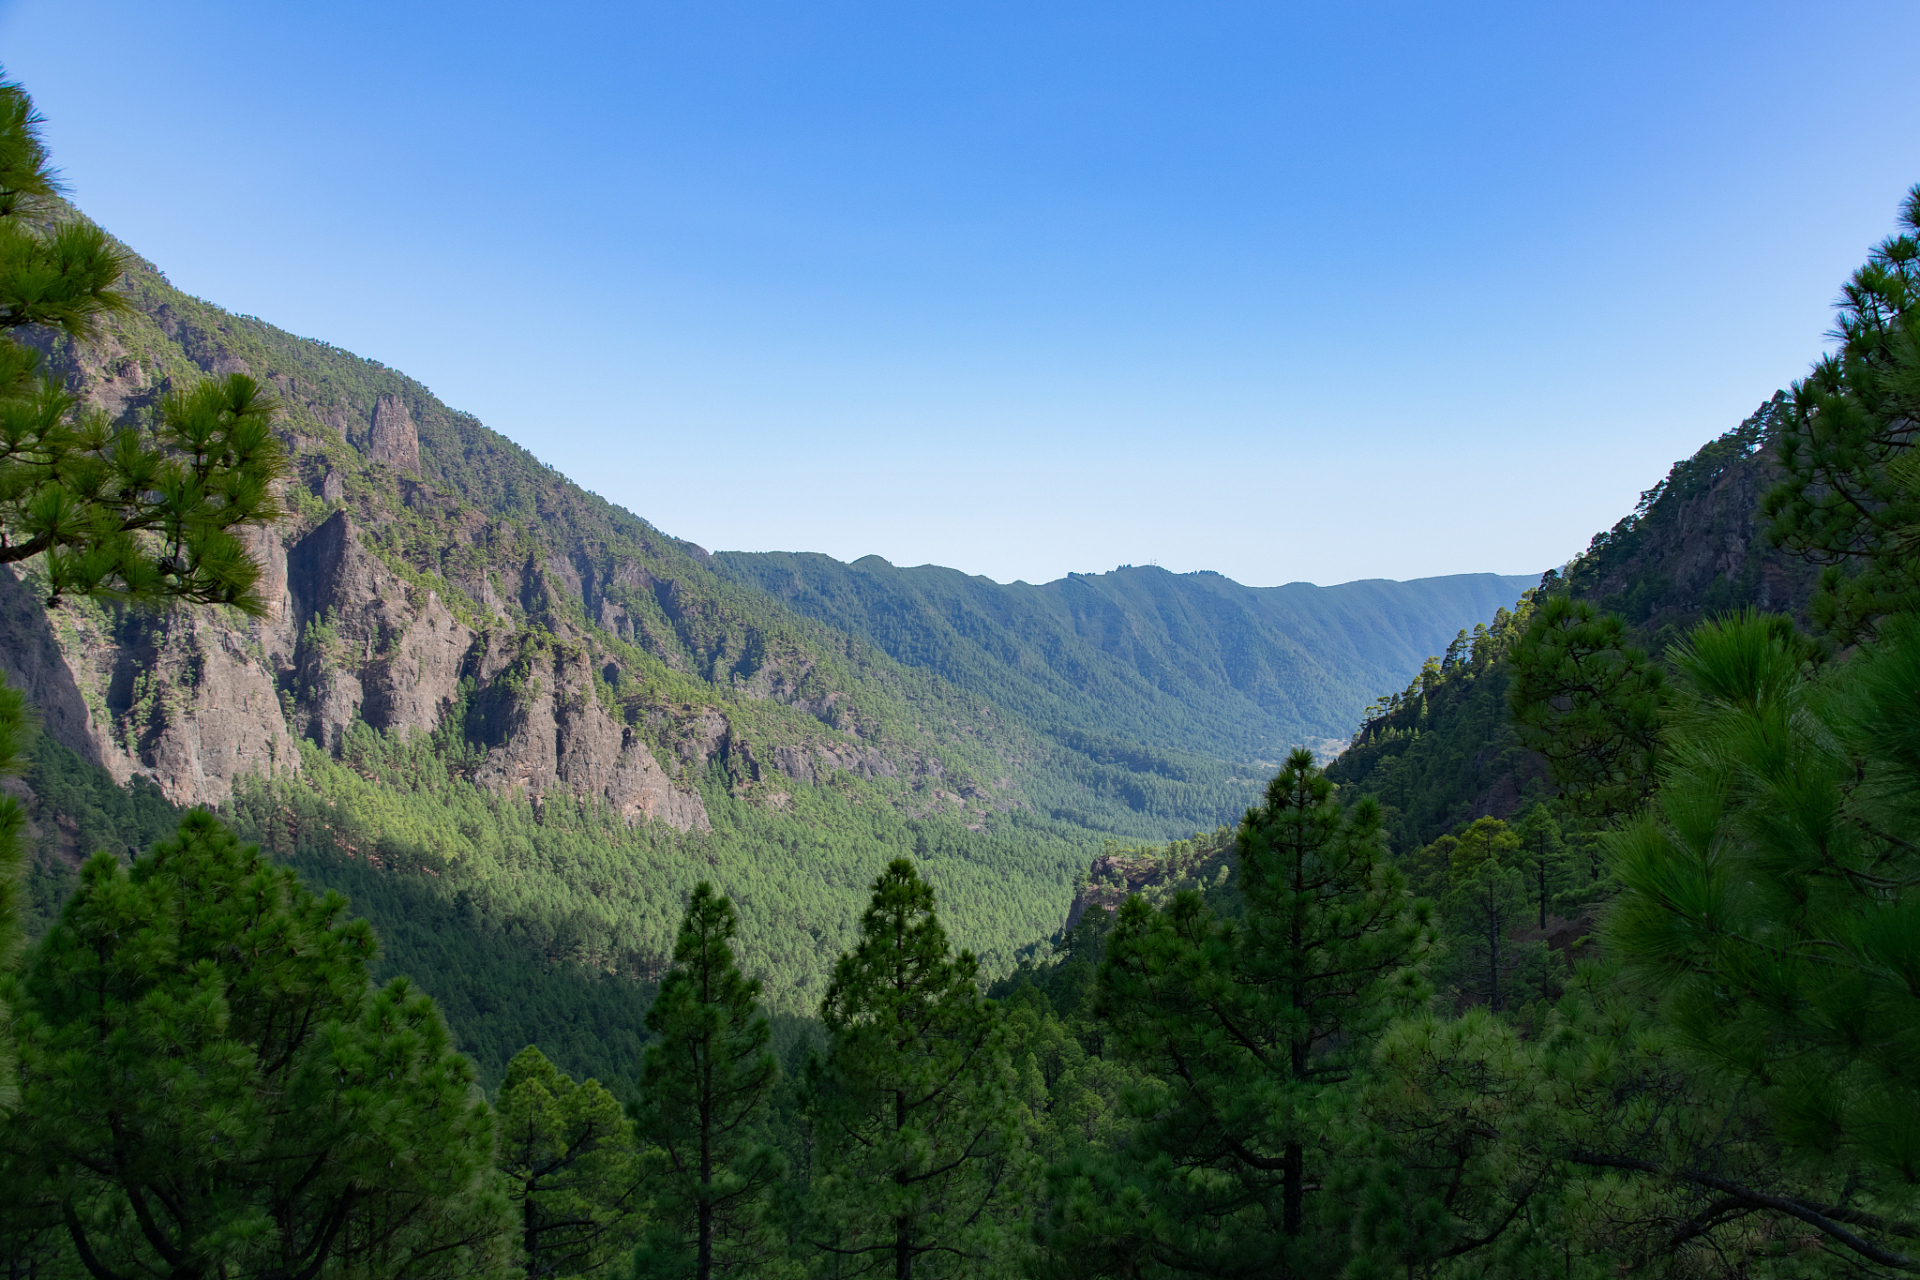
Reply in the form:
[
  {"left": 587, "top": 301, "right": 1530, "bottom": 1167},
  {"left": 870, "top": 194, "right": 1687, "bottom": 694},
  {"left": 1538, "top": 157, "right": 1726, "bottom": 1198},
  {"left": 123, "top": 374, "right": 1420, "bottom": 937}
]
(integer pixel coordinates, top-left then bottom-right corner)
[
  {"left": 0, "top": 558, "right": 301, "bottom": 808},
  {"left": 471, "top": 646, "right": 709, "bottom": 831},
  {"left": 287, "top": 510, "right": 470, "bottom": 748},
  {"left": 367, "top": 394, "right": 420, "bottom": 472},
  {"left": 1062, "top": 832, "right": 1236, "bottom": 931},
  {"left": 1564, "top": 407, "right": 1820, "bottom": 635}
]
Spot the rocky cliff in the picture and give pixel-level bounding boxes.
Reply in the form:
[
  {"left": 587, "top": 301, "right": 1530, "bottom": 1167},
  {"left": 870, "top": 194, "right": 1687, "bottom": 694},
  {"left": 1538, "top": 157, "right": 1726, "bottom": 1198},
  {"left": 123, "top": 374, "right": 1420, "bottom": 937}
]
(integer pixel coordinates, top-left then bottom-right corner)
[
  {"left": 3, "top": 234, "right": 1050, "bottom": 836},
  {"left": 1559, "top": 394, "right": 1820, "bottom": 641},
  {"left": 1061, "top": 826, "right": 1237, "bottom": 931}
]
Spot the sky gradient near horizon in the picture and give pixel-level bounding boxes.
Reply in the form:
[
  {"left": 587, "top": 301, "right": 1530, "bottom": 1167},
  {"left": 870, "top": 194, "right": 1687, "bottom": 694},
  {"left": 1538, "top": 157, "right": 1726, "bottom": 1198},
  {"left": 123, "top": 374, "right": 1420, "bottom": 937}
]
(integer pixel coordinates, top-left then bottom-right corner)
[{"left": 4, "top": 1, "right": 1918, "bottom": 587}]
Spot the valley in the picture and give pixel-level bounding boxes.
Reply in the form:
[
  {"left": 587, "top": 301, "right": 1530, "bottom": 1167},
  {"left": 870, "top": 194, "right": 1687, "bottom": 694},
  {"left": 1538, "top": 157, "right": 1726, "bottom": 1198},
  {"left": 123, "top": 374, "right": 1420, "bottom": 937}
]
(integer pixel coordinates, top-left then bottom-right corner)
[
  {"left": 4, "top": 215, "right": 1535, "bottom": 1085},
  {"left": 5, "top": 58, "right": 1918, "bottom": 1276}
]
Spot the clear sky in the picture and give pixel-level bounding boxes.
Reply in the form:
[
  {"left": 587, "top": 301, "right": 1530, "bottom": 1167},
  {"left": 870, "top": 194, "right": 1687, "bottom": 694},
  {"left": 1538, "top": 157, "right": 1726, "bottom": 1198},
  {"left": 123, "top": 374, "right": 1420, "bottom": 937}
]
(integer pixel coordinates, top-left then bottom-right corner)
[{"left": 4, "top": 2, "right": 1917, "bottom": 587}]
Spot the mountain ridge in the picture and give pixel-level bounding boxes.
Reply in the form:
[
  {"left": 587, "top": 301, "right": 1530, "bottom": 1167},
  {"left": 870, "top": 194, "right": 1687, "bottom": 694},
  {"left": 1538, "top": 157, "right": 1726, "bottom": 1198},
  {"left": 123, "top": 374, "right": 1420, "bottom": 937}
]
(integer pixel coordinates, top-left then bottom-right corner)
[{"left": 715, "top": 549, "right": 1535, "bottom": 764}]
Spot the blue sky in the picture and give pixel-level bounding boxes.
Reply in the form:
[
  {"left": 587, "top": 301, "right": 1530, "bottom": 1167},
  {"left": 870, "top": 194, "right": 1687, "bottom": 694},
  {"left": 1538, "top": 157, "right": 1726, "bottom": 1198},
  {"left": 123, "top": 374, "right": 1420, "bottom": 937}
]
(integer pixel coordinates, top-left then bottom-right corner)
[{"left": 5, "top": 1, "right": 1918, "bottom": 586}]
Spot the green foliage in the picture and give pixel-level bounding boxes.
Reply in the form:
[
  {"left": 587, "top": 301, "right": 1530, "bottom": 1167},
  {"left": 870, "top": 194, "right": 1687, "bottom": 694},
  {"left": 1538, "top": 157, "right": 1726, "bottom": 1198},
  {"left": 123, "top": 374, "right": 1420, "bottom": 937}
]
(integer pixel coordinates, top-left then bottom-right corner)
[
  {"left": 1508, "top": 596, "right": 1665, "bottom": 824},
  {"left": 18, "top": 737, "right": 182, "bottom": 939},
  {"left": 1331, "top": 597, "right": 1548, "bottom": 852},
  {"left": 1512, "top": 803, "right": 1571, "bottom": 929},
  {"left": 0, "top": 811, "right": 515, "bottom": 1279},
  {"left": 1764, "top": 183, "right": 1920, "bottom": 643},
  {"left": 499, "top": 1045, "right": 641, "bottom": 1278},
  {"left": 0, "top": 80, "right": 124, "bottom": 337},
  {"left": 1043, "top": 750, "right": 1432, "bottom": 1276},
  {"left": 0, "top": 673, "right": 30, "bottom": 1109},
  {"left": 1342, "top": 1006, "right": 1583, "bottom": 1279},
  {"left": 1447, "top": 815, "right": 1520, "bottom": 882},
  {"left": 0, "top": 371, "right": 291, "bottom": 611},
  {"left": 630, "top": 885, "right": 786, "bottom": 1280},
  {"left": 1443, "top": 857, "right": 1530, "bottom": 1012},
  {"left": 804, "top": 860, "right": 1031, "bottom": 1279},
  {"left": 0, "top": 79, "right": 286, "bottom": 614},
  {"left": 223, "top": 730, "right": 1101, "bottom": 1087},
  {"left": 1608, "top": 611, "right": 1920, "bottom": 1217}
]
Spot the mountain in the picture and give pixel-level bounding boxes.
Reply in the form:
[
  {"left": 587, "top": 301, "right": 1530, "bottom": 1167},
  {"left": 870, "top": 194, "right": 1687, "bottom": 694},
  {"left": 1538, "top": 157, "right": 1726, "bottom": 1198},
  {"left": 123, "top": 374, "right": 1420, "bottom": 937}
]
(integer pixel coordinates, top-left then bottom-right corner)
[
  {"left": 2, "top": 215, "right": 1531, "bottom": 1085},
  {"left": 1326, "top": 396, "right": 1819, "bottom": 851},
  {"left": 715, "top": 552, "right": 1537, "bottom": 764}
]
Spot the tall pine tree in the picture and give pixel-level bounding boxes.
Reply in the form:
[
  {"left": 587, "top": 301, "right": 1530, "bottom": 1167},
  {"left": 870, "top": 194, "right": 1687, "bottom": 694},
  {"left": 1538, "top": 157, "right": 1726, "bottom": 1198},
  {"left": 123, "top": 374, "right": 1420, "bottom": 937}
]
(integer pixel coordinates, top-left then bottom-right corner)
[
  {"left": 1513, "top": 802, "right": 1572, "bottom": 929},
  {"left": 805, "top": 860, "right": 1029, "bottom": 1280},
  {"left": 499, "top": 1045, "right": 641, "bottom": 1278},
  {"left": 1045, "top": 750, "right": 1431, "bottom": 1277},
  {"left": 630, "top": 884, "right": 785, "bottom": 1280}
]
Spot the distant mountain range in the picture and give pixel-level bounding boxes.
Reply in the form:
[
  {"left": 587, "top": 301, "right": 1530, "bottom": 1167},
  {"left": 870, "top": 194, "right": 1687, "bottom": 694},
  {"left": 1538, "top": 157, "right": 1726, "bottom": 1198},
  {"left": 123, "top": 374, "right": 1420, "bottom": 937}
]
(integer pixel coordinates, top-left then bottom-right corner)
[{"left": 714, "top": 552, "right": 1537, "bottom": 764}]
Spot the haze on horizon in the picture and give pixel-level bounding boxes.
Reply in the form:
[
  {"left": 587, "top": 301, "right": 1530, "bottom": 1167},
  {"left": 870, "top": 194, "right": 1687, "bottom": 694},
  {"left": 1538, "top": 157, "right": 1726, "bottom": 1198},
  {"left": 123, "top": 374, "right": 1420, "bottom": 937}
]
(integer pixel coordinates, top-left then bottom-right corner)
[{"left": 4, "top": 0, "right": 1918, "bottom": 589}]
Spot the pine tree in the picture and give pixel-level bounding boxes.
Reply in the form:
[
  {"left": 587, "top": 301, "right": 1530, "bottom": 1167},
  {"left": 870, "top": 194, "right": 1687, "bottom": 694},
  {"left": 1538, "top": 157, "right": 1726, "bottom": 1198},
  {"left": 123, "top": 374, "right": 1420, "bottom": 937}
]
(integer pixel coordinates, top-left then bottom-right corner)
[
  {"left": 1513, "top": 802, "right": 1571, "bottom": 929},
  {"left": 0, "top": 812, "right": 514, "bottom": 1280},
  {"left": 1046, "top": 750, "right": 1432, "bottom": 1276},
  {"left": 805, "top": 860, "right": 1028, "bottom": 1280},
  {"left": 1602, "top": 610, "right": 1920, "bottom": 1269},
  {"left": 630, "top": 884, "right": 785, "bottom": 1280},
  {"left": 1446, "top": 856, "right": 1528, "bottom": 1011},
  {"left": 1448, "top": 815, "right": 1520, "bottom": 882},
  {"left": 1763, "top": 183, "right": 1920, "bottom": 643},
  {"left": 1508, "top": 596, "right": 1665, "bottom": 823},
  {"left": 0, "top": 76, "right": 286, "bottom": 613},
  {"left": 498, "top": 1045, "right": 641, "bottom": 1278}
]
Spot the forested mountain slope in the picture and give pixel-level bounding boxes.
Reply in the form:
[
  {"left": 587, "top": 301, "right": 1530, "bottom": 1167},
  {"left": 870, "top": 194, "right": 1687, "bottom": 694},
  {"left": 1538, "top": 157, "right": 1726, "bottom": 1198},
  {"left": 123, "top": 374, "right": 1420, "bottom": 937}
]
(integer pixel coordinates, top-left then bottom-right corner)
[
  {"left": 1327, "top": 397, "right": 1819, "bottom": 850},
  {"left": 0, "top": 222, "right": 1164, "bottom": 1080},
  {"left": 0, "top": 213, "right": 1526, "bottom": 1086},
  {"left": 716, "top": 551, "right": 1535, "bottom": 763}
]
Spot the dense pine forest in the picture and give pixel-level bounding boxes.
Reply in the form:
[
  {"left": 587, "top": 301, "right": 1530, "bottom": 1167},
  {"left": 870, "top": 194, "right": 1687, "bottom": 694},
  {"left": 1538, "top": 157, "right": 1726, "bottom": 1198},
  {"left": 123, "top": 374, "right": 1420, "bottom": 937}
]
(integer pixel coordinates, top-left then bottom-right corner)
[{"left": 6, "top": 70, "right": 1920, "bottom": 1280}]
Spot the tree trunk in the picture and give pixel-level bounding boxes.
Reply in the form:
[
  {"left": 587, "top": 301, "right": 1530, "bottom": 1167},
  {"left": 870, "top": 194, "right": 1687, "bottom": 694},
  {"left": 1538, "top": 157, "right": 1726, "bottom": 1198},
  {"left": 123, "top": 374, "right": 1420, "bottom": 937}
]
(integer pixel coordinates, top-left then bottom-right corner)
[
  {"left": 1489, "top": 928, "right": 1501, "bottom": 1012},
  {"left": 523, "top": 1177, "right": 540, "bottom": 1277},
  {"left": 1282, "top": 1140, "right": 1304, "bottom": 1237}
]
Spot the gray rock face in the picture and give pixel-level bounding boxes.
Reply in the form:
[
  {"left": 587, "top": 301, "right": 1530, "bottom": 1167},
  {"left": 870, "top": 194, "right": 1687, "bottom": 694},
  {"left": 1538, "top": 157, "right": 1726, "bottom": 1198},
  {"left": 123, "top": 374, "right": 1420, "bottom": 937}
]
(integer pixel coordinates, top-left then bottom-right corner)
[
  {"left": 367, "top": 394, "right": 420, "bottom": 472},
  {"left": 287, "top": 510, "right": 470, "bottom": 748},
  {"left": 0, "top": 558, "right": 301, "bottom": 808},
  {"left": 128, "top": 610, "right": 300, "bottom": 804},
  {"left": 1570, "top": 441, "right": 1819, "bottom": 631},
  {"left": 3, "top": 500, "right": 716, "bottom": 832},
  {"left": 473, "top": 647, "right": 709, "bottom": 831},
  {"left": 0, "top": 566, "right": 114, "bottom": 768},
  {"left": 766, "top": 740, "right": 898, "bottom": 784},
  {"left": 277, "top": 511, "right": 709, "bottom": 829}
]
